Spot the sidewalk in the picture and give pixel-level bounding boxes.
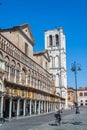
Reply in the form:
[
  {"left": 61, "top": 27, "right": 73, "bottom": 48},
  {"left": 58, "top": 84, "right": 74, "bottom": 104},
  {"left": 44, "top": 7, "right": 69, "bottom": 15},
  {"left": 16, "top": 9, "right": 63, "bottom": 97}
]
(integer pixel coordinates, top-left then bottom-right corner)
[{"left": 29, "top": 109, "right": 87, "bottom": 130}]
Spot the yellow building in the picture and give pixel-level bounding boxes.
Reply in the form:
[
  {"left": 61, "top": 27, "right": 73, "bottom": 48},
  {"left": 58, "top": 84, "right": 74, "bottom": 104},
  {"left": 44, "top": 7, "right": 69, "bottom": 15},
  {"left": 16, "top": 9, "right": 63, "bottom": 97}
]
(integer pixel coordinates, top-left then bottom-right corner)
[
  {"left": 0, "top": 24, "right": 59, "bottom": 118},
  {"left": 67, "top": 87, "right": 76, "bottom": 108}
]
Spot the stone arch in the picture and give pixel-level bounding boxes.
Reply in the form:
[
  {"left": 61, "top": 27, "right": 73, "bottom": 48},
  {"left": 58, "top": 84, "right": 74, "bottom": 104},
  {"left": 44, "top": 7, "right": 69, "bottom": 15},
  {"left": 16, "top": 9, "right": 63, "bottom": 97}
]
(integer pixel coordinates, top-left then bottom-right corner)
[
  {"left": 11, "top": 59, "right": 16, "bottom": 67},
  {"left": 16, "top": 62, "right": 21, "bottom": 72},
  {"left": 17, "top": 62, "right": 21, "bottom": 68},
  {"left": 5, "top": 55, "right": 10, "bottom": 64},
  {"left": 22, "top": 66, "right": 27, "bottom": 74}
]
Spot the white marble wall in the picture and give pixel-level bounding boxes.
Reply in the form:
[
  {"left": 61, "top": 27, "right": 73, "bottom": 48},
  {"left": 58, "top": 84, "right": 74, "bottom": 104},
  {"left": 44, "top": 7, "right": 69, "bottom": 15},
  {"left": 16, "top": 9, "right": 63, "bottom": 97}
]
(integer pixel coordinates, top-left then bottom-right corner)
[{"left": 45, "top": 28, "right": 68, "bottom": 108}]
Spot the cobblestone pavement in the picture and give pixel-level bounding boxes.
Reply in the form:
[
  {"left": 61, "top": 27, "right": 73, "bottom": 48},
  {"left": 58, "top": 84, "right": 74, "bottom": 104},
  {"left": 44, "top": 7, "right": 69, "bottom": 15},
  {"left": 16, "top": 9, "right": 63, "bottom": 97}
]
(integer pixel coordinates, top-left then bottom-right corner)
[
  {"left": 28, "top": 109, "right": 87, "bottom": 130},
  {"left": 0, "top": 109, "right": 87, "bottom": 130}
]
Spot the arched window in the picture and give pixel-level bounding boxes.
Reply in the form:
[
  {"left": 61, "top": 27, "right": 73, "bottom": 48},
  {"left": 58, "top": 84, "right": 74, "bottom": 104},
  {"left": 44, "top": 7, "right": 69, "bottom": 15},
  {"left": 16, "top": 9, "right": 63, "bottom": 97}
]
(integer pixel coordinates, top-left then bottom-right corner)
[
  {"left": 55, "top": 34, "right": 59, "bottom": 46},
  {"left": 49, "top": 35, "right": 52, "bottom": 46}
]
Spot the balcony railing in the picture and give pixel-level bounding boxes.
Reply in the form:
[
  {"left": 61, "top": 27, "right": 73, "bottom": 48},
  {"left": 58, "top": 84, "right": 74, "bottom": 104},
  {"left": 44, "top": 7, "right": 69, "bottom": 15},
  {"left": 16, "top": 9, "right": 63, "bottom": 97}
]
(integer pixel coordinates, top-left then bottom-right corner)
[
  {"left": 0, "top": 34, "right": 51, "bottom": 79},
  {"left": 0, "top": 34, "right": 55, "bottom": 95}
]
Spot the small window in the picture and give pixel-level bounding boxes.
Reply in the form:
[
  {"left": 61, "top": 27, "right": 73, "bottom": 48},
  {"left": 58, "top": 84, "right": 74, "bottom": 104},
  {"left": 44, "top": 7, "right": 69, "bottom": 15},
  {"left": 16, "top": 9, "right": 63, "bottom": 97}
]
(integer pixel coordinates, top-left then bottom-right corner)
[
  {"left": 84, "top": 92, "right": 87, "bottom": 96},
  {"left": 79, "top": 92, "right": 83, "bottom": 96},
  {"left": 25, "top": 43, "right": 28, "bottom": 55}
]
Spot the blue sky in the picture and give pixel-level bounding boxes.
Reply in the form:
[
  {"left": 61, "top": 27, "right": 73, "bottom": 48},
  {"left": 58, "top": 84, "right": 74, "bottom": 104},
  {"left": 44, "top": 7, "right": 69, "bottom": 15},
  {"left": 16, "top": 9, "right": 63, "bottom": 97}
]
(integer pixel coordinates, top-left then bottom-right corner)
[{"left": 0, "top": 0, "right": 87, "bottom": 88}]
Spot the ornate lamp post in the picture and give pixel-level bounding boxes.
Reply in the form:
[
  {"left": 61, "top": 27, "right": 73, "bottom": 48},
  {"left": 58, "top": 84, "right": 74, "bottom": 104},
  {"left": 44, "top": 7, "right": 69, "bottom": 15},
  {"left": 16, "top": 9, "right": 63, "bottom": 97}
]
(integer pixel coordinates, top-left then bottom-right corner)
[{"left": 71, "top": 61, "right": 81, "bottom": 114}]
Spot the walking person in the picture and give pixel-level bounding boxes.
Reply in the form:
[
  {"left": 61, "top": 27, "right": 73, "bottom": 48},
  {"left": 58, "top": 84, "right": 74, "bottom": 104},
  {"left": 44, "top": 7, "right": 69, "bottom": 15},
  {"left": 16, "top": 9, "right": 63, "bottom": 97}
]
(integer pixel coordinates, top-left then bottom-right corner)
[{"left": 54, "top": 106, "right": 62, "bottom": 125}]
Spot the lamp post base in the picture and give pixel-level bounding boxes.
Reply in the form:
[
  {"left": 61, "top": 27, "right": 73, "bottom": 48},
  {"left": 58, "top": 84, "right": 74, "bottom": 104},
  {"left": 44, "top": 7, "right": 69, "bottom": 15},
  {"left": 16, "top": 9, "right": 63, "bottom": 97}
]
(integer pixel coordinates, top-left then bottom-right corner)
[{"left": 76, "top": 107, "right": 80, "bottom": 114}]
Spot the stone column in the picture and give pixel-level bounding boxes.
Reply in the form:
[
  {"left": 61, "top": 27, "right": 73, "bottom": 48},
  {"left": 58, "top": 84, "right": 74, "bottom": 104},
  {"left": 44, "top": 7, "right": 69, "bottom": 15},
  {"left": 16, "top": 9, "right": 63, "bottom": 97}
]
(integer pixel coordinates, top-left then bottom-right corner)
[
  {"left": 42, "top": 101, "right": 44, "bottom": 112},
  {"left": 26, "top": 74, "right": 28, "bottom": 85},
  {"left": 23, "top": 99, "right": 26, "bottom": 116},
  {"left": 17, "top": 99, "right": 20, "bottom": 116},
  {"left": 30, "top": 75, "right": 31, "bottom": 87},
  {"left": 29, "top": 100, "right": 31, "bottom": 115},
  {"left": 14, "top": 69, "right": 17, "bottom": 83},
  {"left": 19, "top": 71, "right": 22, "bottom": 84},
  {"left": 9, "top": 98, "right": 12, "bottom": 118},
  {"left": 41, "top": 101, "right": 43, "bottom": 113},
  {"left": 35, "top": 100, "right": 37, "bottom": 114},
  {"left": 53, "top": 36, "right": 56, "bottom": 46},
  {"left": 38, "top": 101, "right": 40, "bottom": 115},
  {"left": 44, "top": 101, "right": 46, "bottom": 112},
  {"left": 8, "top": 65, "right": 10, "bottom": 81},
  {"left": 47, "top": 101, "right": 48, "bottom": 113},
  {"left": 1, "top": 96, "right": 4, "bottom": 118},
  {"left": 48, "top": 102, "right": 50, "bottom": 112}
]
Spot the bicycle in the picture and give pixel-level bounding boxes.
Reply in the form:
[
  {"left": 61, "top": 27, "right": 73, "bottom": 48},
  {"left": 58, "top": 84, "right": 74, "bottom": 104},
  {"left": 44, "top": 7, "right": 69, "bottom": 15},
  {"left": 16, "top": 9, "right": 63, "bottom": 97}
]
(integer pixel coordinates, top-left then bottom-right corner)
[{"left": 54, "top": 113, "right": 62, "bottom": 125}]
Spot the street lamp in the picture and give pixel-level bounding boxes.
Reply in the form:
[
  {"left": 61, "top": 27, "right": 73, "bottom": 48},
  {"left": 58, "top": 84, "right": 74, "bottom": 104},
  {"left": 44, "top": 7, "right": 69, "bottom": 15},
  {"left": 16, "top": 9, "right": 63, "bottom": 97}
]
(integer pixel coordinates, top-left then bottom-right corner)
[{"left": 71, "top": 61, "right": 81, "bottom": 114}]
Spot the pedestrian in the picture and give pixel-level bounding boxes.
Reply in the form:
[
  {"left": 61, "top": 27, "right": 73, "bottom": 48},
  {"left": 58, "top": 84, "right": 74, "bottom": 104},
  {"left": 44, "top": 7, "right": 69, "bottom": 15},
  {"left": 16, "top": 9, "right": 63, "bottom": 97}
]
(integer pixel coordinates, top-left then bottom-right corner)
[{"left": 54, "top": 106, "right": 62, "bottom": 124}]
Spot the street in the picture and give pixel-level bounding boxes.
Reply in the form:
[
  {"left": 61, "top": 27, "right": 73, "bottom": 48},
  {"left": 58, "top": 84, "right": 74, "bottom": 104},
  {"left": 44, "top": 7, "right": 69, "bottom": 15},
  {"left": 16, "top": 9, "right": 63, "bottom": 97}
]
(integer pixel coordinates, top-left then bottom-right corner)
[{"left": 0, "top": 108, "right": 87, "bottom": 130}]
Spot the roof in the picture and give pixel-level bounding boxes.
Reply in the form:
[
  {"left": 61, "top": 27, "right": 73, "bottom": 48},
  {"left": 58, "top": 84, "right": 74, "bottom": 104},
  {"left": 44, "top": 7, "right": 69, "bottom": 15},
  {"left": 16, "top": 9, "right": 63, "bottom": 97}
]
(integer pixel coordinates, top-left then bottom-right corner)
[
  {"left": 33, "top": 49, "right": 50, "bottom": 62},
  {"left": 0, "top": 23, "right": 29, "bottom": 31},
  {"left": 78, "top": 87, "right": 87, "bottom": 91},
  {"left": 0, "top": 23, "right": 35, "bottom": 46}
]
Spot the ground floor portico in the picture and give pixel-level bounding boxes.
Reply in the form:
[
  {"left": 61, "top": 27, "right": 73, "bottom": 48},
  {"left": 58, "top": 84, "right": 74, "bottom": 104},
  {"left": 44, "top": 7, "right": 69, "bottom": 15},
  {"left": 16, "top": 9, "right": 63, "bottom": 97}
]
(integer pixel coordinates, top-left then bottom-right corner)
[
  {"left": 0, "top": 95, "right": 57, "bottom": 118},
  {"left": 0, "top": 79, "right": 60, "bottom": 119}
]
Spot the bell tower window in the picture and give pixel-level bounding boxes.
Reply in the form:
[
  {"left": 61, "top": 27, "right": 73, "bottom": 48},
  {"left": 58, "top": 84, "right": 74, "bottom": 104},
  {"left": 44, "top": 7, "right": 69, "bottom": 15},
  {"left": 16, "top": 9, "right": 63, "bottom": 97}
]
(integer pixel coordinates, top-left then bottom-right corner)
[
  {"left": 55, "top": 34, "right": 59, "bottom": 46},
  {"left": 49, "top": 35, "right": 52, "bottom": 46}
]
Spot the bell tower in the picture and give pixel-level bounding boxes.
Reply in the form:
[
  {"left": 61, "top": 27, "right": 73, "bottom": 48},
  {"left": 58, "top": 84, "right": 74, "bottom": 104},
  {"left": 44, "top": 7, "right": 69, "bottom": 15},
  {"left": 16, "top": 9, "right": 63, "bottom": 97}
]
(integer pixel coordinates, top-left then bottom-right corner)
[{"left": 44, "top": 28, "right": 68, "bottom": 109}]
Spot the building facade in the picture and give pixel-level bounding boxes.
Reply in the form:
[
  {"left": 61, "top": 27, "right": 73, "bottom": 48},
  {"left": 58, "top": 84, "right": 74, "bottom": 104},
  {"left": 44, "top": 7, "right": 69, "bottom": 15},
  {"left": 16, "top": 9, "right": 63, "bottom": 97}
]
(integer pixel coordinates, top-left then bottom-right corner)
[
  {"left": 0, "top": 24, "right": 59, "bottom": 118},
  {"left": 44, "top": 28, "right": 67, "bottom": 108},
  {"left": 78, "top": 87, "right": 87, "bottom": 106},
  {"left": 67, "top": 87, "right": 76, "bottom": 108}
]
